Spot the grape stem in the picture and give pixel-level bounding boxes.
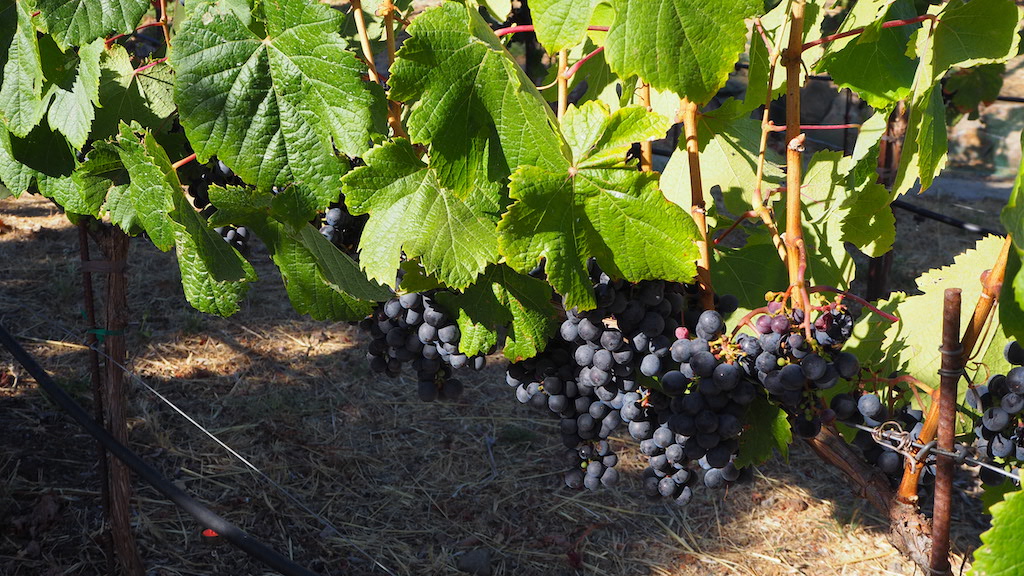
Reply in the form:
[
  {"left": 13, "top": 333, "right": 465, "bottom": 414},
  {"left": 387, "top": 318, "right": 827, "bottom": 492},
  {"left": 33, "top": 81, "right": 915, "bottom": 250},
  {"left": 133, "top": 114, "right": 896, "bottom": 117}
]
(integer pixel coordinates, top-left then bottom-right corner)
[
  {"left": 808, "top": 286, "right": 900, "bottom": 323},
  {"left": 751, "top": 9, "right": 789, "bottom": 264},
  {"left": 132, "top": 57, "right": 168, "bottom": 77},
  {"left": 712, "top": 210, "right": 758, "bottom": 246},
  {"left": 562, "top": 46, "right": 604, "bottom": 80},
  {"left": 105, "top": 21, "right": 168, "bottom": 49},
  {"left": 350, "top": 0, "right": 409, "bottom": 140},
  {"left": 557, "top": 49, "right": 569, "bottom": 120},
  {"left": 766, "top": 123, "right": 861, "bottom": 132},
  {"left": 678, "top": 98, "right": 714, "bottom": 311},
  {"left": 730, "top": 306, "right": 770, "bottom": 338}
]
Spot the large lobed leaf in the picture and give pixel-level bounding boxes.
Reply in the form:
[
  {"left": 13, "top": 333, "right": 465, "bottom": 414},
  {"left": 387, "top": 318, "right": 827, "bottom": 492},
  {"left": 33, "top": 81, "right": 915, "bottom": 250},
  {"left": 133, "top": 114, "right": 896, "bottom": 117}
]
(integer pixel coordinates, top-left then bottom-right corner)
[
  {"left": 389, "top": 1, "right": 567, "bottom": 196},
  {"left": 341, "top": 138, "right": 500, "bottom": 290},
  {"left": 36, "top": 0, "right": 149, "bottom": 50},
  {"left": 436, "top": 264, "right": 559, "bottom": 361},
  {"left": 499, "top": 101, "right": 698, "bottom": 310},
  {"left": 882, "top": 235, "right": 1013, "bottom": 395},
  {"left": 604, "top": 0, "right": 762, "bottom": 104},
  {"left": 892, "top": 0, "right": 1021, "bottom": 196},
  {"left": 172, "top": 0, "right": 386, "bottom": 214},
  {"left": 817, "top": 0, "right": 920, "bottom": 110},
  {"left": 529, "top": 0, "right": 600, "bottom": 53}
]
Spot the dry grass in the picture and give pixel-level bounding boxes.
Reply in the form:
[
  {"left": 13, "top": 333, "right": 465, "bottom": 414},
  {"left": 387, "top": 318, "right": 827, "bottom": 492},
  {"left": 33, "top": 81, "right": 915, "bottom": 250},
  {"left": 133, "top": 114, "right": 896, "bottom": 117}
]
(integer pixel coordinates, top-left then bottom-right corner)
[{"left": 0, "top": 194, "right": 989, "bottom": 576}]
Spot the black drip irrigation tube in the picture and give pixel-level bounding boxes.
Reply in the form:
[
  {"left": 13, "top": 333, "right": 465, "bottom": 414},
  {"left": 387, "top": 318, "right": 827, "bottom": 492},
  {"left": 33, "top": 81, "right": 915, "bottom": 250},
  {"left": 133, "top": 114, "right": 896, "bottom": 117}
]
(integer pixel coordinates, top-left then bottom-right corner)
[
  {"left": 0, "top": 322, "right": 321, "bottom": 576},
  {"left": 891, "top": 199, "right": 1003, "bottom": 236}
]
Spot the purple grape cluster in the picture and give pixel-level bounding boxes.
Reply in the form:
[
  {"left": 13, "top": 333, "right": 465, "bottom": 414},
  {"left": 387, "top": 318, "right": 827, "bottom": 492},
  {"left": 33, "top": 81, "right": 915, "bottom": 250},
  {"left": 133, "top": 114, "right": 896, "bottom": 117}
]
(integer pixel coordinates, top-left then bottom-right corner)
[
  {"left": 740, "top": 302, "right": 861, "bottom": 438},
  {"left": 970, "top": 340, "right": 1024, "bottom": 485},
  {"left": 360, "top": 291, "right": 486, "bottom": 402}
]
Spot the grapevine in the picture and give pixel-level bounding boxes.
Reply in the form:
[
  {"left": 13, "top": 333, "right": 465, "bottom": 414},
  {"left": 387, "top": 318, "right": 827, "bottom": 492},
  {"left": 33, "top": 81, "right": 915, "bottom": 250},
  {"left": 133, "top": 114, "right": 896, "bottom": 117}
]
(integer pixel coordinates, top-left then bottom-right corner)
[{"left": 0, "top": 0, "right": 1023, "bottom": 574}]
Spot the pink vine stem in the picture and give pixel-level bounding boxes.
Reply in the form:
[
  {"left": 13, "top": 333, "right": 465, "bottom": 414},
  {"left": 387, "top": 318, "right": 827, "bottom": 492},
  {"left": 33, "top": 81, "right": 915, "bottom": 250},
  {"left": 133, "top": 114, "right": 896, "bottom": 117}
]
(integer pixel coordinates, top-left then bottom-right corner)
[
  {"left": 495, "top": 25, "right": 609, "bottom": 38},
  {"left": 809, "top": 285, "right": 901, "bottom": 322},
  {"left": 803, "top": 15, "right": 935, "bottom": 50},
  {"left": 132, "top": 57, "right": 168, "bottom": 76},
  {"left": 563, "top": 46, "right": 604, "bottom": 79},
  {"left": 172, "top": 154, "right": 197, "bottom": 171}
]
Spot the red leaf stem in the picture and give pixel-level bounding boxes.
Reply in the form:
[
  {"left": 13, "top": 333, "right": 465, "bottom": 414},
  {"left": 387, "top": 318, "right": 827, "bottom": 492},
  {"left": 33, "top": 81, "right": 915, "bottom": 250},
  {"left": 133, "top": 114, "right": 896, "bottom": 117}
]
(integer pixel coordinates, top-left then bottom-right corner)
[
  {"left": 132, "top": 57, "right": 169, "bottom": 76},
  {"left": 563, "top": 46, "right": 604, "bottom": 79},
  {"left": 172, "top": 153, "right": 197, "bottom": 171},
  {"left": 495, "top": 25, "right": 609, "bottom": 38},
  {"left": 802, "top": 15, "right": 936, "bottom": 51}
]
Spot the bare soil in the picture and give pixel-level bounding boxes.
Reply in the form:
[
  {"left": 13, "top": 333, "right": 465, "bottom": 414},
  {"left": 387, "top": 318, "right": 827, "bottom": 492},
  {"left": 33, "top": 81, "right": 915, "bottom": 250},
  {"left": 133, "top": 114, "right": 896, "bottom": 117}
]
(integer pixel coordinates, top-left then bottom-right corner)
[{"left": 0, "top": 193, "right": 993, "bottom": 576}]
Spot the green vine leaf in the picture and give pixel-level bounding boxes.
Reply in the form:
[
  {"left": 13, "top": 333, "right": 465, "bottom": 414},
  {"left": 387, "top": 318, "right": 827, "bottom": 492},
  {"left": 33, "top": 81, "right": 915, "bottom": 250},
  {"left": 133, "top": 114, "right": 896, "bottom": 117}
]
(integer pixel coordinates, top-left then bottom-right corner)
[
  {"left": 341, "top": 138, "right": 500, "bottom": 290},
  {"left": 883, "top": 235, "right": 1012, "bottom": 395},
  {"left": 36, "top": 0, "right": 149, "bottom": 50},
  {"left": 246, "top": 215, "right": 376, "bottom": 321},
  {"left": 93, "top": 46, "right": 175, "bottom": 140},
  {"left": 113, "top": 123, "right": 181, "bottom": 250},
  {"left": 970, "top": 489, "right": 1024, "bottom": 576},
  {"left": 499, "top": 101, "right": 697, "bottom": 310},
  {"left": 172, "top": 0, "right": 386, "bottom": 209},
  {"left": 736, "top": 394, "right": 791, "bottom": 468},
  {"left": 437, "top": 264, "right": 559, "bottom": 361},
  {"left": 42, "top": 38, "right": 105, "bottom": 149},
  {"left": 604, "top": 0, "right": 762, "bottom": 104},
  {"left": 893, "top": 0, "right": 1021, "bottom": 196},
  {"left": 0, "top": 0, "right": 46, "bottom": 137},
  {"left": 817, "top": 0, "right": 920, "bottom": 110},
  {"left": 530, "top": 0, "right": 600, "bottom": 53},
  {"left": 711, "top": 244, "right": 788, "bottom": 312},
  {"left": 389, "top": 1, "right": 567, "bottom": 196}
]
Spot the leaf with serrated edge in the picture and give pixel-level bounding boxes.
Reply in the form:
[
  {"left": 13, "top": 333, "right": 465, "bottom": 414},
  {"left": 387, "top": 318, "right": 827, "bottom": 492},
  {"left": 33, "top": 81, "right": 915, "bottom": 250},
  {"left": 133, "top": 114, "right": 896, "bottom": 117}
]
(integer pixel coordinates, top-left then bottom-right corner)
[
  {"left": 294, "top": 225, "right": 394, "bottom": 302},
  {"left": 114, "top": 123, "right": 180, "bottom": 250},
  {"left": 605, "top": 0, "right": 762, "bottom": 104},
  {"left": 438, "top": 264, "right": 558, "bottom": 361},
  {"left": 173, "top": 0, "right": 385, "bottom": 208},
  {"left": 839, "top": 182, "right": 895, "bottom": 258},
  {"left": 500, "top": 163, "right": 699, "bottom": 311},
  {"left": 92, "top": 46, "right": 175, "bottom": 140},
  {"left": 563, "top": 102, "right": 670, "bottom": 169},
  {"left": 970, "top": 489, "right": 1024, "bottom": 576},
  {"left": 0, "top": 1, "right": 45, "bottom": 137},
  {"left": 390, "top": 1, "right": 567, "bottom": 196},
  {"left": 530, "top": 0, "right": 599, "bottom": 53},
  {"left": 883, "top": 235, "right": 1011, "bottom": 393},
  {"left": 925, "top": 0, "right": 1021, "bottom": 86},
  {"left": 37, "top": 0, "right": 149, "bottom": 50},
  {"left": 45, "top": 39, "right": 105, "bottom": 149},
  {"left": 736, "top": 394, "right": 790, "bottom": 467},
  {"left": 248, "top": 216, "right": 375, "bottom": 321},
  {"left": 342, "top": 139, "right": 499, "bottom": 289},
  {"left": 817, "top": 0, "right": 920, "bottom": 110}
]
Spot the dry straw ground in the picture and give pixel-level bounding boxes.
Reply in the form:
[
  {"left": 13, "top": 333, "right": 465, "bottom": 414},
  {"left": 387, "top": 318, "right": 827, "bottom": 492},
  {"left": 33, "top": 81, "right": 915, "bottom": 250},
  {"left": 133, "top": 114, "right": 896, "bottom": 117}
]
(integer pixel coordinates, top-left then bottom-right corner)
[{"left": 0, "top": 192, "right": 1000, "bottom": 575}]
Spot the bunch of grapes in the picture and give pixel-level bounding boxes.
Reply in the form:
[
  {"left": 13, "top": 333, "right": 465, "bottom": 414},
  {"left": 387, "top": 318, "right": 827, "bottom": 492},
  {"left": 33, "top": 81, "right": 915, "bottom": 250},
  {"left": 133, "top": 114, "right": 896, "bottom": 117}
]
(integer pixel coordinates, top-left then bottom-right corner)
[
  {"left": 970, "top": 341, "right": 1024, "bottom": 485},
  {"left": 507, "top": 262, "right": 756, "bottom": 500},
  {"left": 738, "top": 301, "right": 861, "bottom": 438},
  {"left": 182, "top": 159, "right": 251, "bottom": 253},
  {"left": 359, "top": 291, "right": 486, "bottom": 402},
  {"left": 319, "top": 203, "right": 367, "bottom": 253},
  {"left": 830, "top": 391, "right": 926, "bottom": 480}
]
